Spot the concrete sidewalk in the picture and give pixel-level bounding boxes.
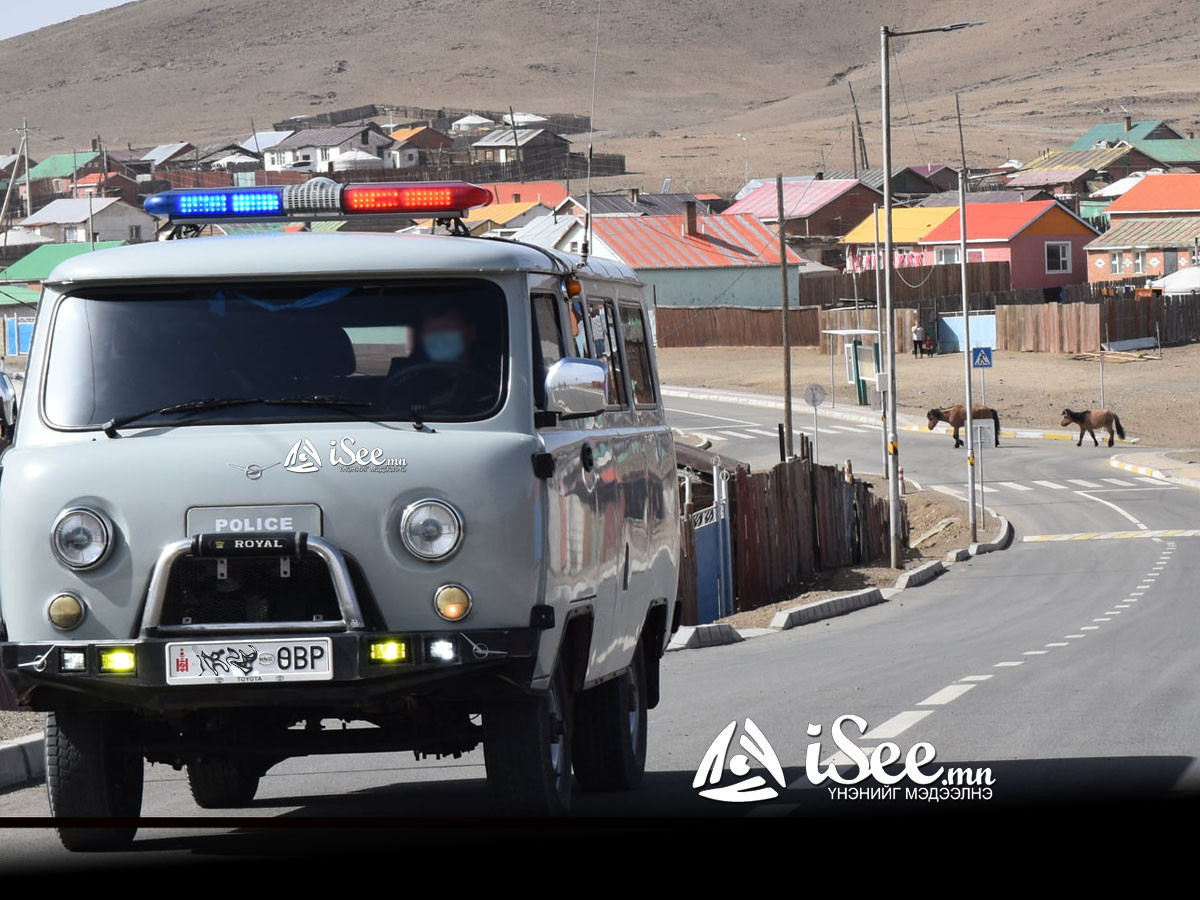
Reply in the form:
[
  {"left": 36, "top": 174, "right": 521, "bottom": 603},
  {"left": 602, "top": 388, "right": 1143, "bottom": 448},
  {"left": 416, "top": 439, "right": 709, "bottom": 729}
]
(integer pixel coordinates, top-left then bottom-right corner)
[
  {"left": 1111, "top": 451, "right": 1200, "bottom": 491},
  {"left": 663, "top": 385, "right": 1140, "bottom": 444}
]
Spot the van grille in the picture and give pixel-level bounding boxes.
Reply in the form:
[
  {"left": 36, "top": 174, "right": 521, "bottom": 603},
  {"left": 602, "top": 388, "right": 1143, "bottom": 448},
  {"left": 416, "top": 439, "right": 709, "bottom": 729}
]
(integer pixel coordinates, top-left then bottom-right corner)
[{"left": 160, "top": 556, "right": 342, "bottom": 626}]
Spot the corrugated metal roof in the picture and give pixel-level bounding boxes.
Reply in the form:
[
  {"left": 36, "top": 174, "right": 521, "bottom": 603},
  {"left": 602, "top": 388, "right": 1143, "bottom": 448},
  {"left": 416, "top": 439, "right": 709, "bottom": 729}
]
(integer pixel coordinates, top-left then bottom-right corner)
[
  {"left": 272, "top": 126, "right": 381, "bottom": 151},
  {"left": 463, "top": 200, "right": 546, "bottom": 225},
  {"left": 723, "top": 179, "right": 869, "bottom": 219},
  {"left": 1068, "top": 121, "right": 1177, "bottom": 151},
  {"left": 484, "top": 181, "right": 569, "bottom": 207},
  {"left": 472, "top": 129, "right": 566, "bottom": 148},
  {"left": 239, "top": 131, "right": 293, "bottom": 153},
  {"left": 1005, "top": 167, "right": 1094, "bottom": 188},
  {"left": 581, "top": 193, "right": 712, "bottom": 216},
  {"left": 20, "top": 197, "right": 122, "bottom": 226},
  {"left": 1126, "top": 139, "right": 1200, "bottom": 164},
  {"left": 0, "top": 241, "right": 124, "bottom": 281},
  {"left": 1085, "top": 216, "right": 1200, "bottom": 250},
  {"left": 733, "top": 176, "right": 812, "bottom": 202},
  {"left": 919, "top": 201, "right": 1072, "bottom": 243},
  {"left": 918, "top": 189, "right": 1052, "bottom": 206},
  {"left": 14, "top": 151, "right": 98, "bottom": 184},
  {"left": 1106, "top": 173, "right": 1200, "bottom": 214},
  {"left": 0, "top": 284, "right": 40, "bottom": 306},
  {"left": 819, "top": 167, "right": 939, "bottom": 194},
  {"left": 509, "top": 214, "right": 579, "bottom": 248},
  {"left": 591, "top": 213, "right": 804, "bottom": 269},
  {"left": 841, "top": 207, "right": 958, "bottom": 244},
  {"left": 1018, "top": 147, "right": 1140, "bottom": 172},
  {"left": 141, "top": 142, "right": 192, "bottom": 166}
]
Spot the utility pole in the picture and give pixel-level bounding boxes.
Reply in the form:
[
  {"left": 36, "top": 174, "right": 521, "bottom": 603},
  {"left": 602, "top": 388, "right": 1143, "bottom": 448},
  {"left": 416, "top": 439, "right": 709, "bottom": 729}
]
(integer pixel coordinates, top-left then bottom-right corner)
[
  {"left": 508, "top": 106, "right": 525, "bottom": 182},
  {"left": 12, "top": 118, "right": 36, "bottom": 217},
  {"left": 957, "top": 93, "right": 977, "bottom": 543},
  {"left": 778, "top": 174, "right": 794, "bottom": 458}
]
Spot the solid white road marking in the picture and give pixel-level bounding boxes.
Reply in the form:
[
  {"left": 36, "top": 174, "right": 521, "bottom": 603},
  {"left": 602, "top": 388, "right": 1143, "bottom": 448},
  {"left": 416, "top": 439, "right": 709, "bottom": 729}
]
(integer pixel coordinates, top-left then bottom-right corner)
[
  {"left": 666, "top": 407, "right": 761, "bottom": 426},
  {"left": 994, "top": 661, "right": 1024, "bottom": 667},
  {"left": 1072, "top": 490, "right": 1146, "bottom": 528},
  {"left": 1033, "top": 480, "right": 1068, "bottom": 490},
  {"left": 862, "top": 710, "right": 934, "bottom": 739},
  {"left": 918, "top": 684, "right": 977, "bottom": 705},
  {"left": 997, "top": 482, "right": 1034, "bottom": 491},
  {"left": 1069, "top": 479, "right": 1102, "bottom": 487},
  {"left": 959, "top": 675, "right": 993, "bottom": 682}
]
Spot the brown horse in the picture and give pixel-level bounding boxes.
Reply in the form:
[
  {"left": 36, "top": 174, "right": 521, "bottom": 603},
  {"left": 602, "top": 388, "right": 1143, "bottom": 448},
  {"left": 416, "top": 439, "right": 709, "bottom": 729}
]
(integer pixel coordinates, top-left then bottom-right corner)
[
  {"left": 1061, "top": 408, "right": 1125, "bottom": 447},
  {"left": 927, "top": 405, "right": 1001, "bottom": 449}
]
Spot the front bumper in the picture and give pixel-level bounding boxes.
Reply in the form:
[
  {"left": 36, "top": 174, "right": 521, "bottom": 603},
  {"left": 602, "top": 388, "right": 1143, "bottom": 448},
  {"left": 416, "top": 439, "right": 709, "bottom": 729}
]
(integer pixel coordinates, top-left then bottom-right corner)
[{"left": 0, "top": 627, "right": 538, "bottom": 712}]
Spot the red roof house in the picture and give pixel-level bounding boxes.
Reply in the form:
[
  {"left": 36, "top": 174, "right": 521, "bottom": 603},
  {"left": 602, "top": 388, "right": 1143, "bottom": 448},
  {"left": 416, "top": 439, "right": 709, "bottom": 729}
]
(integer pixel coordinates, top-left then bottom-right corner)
[
  {"left": 1104, "top": 173, "right": 1200, "bottom": 221},
  {"left": 917, "top": 200, "right": 1098, "bottom": 290}
]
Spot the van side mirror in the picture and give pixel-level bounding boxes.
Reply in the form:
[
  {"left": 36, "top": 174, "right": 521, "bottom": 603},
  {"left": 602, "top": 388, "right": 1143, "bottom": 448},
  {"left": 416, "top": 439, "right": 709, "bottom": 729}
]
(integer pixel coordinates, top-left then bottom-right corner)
[
  {"left": 544, "top": 358, "right": 608, "bottom": 419},
  {"left": 0, "top": 373, "right": 17, "bottom": 440}
]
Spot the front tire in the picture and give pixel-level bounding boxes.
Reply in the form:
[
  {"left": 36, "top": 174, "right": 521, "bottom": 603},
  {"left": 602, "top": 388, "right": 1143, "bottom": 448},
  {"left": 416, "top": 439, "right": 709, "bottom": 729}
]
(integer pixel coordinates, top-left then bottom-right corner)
[
  {"left": 187, "top": 756, "right": 263, "bottom": 809},
  {"left": 484, "top": 665, "right": 573, "bottom": 815},
  {"left": 573, "top": 645, "right": 648, "bottom": 792},
  {"left": 45, "top": 711, "right": 144, "bottom": 851}
]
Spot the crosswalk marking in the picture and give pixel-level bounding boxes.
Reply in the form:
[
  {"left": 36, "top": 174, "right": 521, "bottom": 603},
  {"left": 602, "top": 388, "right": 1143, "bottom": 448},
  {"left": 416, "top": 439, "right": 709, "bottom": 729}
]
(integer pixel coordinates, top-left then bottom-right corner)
[
  {"left": 996, "top": 482, "right": 1033, "bottom": 491},
  {"left": 746, "top": 428, "right": 781, "bottom": 437},
  {"left": 717, "top": 430, "right": 753, "bottom": 439},
  {"left": 1033, "top": 480, "right": 1068, "bottom": 490},
  {"left": 1101, "top": 478, "right": 1135, "bottom": 486},
  {"left": 826, "top": 424, "right": 870, "bottom": 433},
  {"left": 1136, "top": 476, "right": 1167, "bottom": 485},
  {"left": 1068, "top": 479, "right": 1102, "bottom": 488}
]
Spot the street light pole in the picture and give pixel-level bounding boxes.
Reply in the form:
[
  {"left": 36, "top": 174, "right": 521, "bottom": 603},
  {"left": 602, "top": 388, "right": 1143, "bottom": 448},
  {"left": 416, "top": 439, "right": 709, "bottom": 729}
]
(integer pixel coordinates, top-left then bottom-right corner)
[
  {"left": 880, "top": 20, "right": 983, "bottom": 569},
  {"left": 736, "top": 133, "right": 750, "bottom": 185}
]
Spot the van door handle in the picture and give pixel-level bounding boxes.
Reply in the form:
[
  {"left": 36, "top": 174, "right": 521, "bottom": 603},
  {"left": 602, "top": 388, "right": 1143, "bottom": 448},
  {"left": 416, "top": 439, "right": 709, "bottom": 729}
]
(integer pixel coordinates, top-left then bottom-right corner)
[{"left": 581, "top": 443, "right": 595, "bottom": 472}]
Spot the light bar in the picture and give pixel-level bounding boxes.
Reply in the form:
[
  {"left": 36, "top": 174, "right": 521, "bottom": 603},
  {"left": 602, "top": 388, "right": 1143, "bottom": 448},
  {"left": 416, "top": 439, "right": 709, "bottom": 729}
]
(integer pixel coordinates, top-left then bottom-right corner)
[{"left": 144, "top": 179, "right": 494, "bottom": 223}]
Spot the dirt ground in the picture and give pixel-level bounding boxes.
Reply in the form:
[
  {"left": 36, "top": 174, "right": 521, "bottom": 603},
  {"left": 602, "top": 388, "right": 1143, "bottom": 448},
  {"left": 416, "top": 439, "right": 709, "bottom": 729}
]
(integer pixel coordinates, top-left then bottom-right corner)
[
  {"left": 717, "top": 480, "right": 1002, "bottom": 630},
  {"left": 658, "top": 343, "right": 1200, "bottom": 450}
]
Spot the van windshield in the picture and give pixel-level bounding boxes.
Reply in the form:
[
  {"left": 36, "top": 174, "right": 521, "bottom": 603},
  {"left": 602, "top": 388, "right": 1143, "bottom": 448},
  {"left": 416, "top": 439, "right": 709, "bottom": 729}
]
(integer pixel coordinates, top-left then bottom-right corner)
[{"left": 43, "top": 279, "right": 508, "bottom": 428}]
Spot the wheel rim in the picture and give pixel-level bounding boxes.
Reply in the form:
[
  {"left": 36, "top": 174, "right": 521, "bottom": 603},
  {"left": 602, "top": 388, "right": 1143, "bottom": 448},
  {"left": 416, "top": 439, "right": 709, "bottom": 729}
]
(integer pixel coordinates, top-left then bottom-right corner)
[
  {"left": 548, "top": 680, "right": 567, "bottom": 793},
  {"left": 627, "top": 675, "right": 642, "bottom": 754}
]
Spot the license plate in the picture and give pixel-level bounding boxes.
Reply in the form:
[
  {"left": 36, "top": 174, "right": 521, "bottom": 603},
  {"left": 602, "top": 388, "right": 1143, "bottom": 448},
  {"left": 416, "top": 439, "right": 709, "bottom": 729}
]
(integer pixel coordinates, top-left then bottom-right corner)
[
  {"left": 165, "top": 638, "right": 333, "bottom": 685},
  {"left": 185, "top": 504, "right": 322, "bottom": 536}
]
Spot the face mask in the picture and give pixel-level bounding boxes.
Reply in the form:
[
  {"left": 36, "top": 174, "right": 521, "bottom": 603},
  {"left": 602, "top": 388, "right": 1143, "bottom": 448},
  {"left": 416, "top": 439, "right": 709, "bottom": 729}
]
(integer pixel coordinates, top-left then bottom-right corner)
[{"left": 423, "top": 330, "right": 466, "bottom": 363}]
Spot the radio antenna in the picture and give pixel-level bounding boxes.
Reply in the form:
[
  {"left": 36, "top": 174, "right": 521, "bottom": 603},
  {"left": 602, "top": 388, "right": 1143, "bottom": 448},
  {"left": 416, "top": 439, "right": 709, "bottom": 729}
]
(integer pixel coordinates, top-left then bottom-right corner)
[{"left": 580, "top": 0, "right": 602, "bottom": 268}]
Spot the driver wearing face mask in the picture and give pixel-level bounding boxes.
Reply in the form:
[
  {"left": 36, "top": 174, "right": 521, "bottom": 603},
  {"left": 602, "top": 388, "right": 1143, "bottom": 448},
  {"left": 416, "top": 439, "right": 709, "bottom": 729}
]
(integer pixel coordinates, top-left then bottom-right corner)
[
  {"left": 421, "top": 309, "right": 476, "bottom": 365},
  {"left": 385, "top": 307, "right": 496, "bottom": 417}
]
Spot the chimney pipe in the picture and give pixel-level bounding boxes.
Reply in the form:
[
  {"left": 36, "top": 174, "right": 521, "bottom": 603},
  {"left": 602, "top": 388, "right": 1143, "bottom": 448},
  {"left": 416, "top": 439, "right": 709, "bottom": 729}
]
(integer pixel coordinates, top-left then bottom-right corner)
[
  {"left": 629, "top": 187, "right": 640, "bottom": 204},
  {"left": 682, "top": 200, "right": 697, "bottom": 237},
  {"left": 1189, "top": 131, "right": 1196, "bottom": 140},
  {"left": 815, "top": 171, "right": 824, "bottom": 180},
  {"left": 1124, "top": 115, "right": 1132, "bottom": 132}
]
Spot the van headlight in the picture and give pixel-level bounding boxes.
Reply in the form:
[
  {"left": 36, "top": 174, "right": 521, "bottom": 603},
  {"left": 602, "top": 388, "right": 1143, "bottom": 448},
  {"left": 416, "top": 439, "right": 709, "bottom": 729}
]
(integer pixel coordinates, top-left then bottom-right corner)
[
  {"left": 51, "top": 507, "right": 114, "bottom": 570},
  {"left": 400, "top": 499, "right": 464, "bottom": 561}
]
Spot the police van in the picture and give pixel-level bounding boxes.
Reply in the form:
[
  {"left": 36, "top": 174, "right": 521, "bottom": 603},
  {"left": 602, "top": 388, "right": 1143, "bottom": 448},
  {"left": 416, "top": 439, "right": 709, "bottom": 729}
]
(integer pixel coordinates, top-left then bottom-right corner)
[{"left": 0, "top": 180, "right": 681, "bottom": 847}]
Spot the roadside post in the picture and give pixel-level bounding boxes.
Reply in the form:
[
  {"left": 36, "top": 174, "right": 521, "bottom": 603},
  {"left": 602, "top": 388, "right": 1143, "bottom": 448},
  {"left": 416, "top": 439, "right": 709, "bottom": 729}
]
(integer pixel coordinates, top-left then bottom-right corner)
[
  {"left": 973, "top": 418, "right": 994, "bottom": 532},
  {"left": 972, "top": 346, "right": 993, "bottom": 407},
  {"left": 803, "top": 382, "right": 826, "bottom": 464}
]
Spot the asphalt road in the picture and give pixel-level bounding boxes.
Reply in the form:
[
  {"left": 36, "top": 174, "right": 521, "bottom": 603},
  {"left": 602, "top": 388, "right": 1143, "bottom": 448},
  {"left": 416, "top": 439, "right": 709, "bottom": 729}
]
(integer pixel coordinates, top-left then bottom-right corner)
[{"left": 3, "top": 392, "right": 1197, "bottom": 865}]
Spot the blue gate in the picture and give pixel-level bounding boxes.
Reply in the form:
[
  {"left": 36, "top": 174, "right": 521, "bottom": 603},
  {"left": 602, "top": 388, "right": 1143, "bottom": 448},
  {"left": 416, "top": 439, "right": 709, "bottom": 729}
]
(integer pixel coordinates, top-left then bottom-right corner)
[{"left": 692, "top": 466, "right": 734, "bottom": 624}]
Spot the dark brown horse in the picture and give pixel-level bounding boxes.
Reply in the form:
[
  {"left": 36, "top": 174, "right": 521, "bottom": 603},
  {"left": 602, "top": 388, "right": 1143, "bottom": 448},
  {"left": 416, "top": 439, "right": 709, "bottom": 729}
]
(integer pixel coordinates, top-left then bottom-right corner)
[
  {"left": 1061, "top": 408, "right": 1125, "bottom": 447},
  {"left": 927, "top": 405, "right": 1001, "bottom": 449}
]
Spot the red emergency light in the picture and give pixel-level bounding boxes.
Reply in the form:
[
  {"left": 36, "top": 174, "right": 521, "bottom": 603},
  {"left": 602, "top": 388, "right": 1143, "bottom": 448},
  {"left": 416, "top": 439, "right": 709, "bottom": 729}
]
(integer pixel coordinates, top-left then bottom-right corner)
[{"left": 341, "top": 182, "right": 493, "bottom": 216}]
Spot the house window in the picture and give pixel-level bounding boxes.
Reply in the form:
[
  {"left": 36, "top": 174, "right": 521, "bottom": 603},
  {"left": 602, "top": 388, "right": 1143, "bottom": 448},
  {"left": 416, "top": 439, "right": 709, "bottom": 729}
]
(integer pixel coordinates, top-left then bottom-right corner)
[
  {"left": 1133, "top": 250, "right": 1147, "bottom": 274},
  {"left": 361, "top": 132, "right": 369, "bottom": 145},
  {"left": 129, "top": 225, "right": 142, "bottom": 242},
  {"left": 1045, "top": 242, "right": 1072, "bottom": 274},
  {"left": 1109, "top": 252, "right": 1122, "bottom": 275},
  {"left": 320, "top": 148, "right": 329, "bottom": 161},
  {"left": 934, "top": 246, "right": 960, "bottom": 265}
]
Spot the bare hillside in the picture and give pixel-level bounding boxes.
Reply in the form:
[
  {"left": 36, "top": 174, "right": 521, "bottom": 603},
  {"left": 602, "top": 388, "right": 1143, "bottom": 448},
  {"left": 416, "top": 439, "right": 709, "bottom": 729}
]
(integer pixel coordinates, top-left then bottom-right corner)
[{"left": 1, "top": 0, "right": 1197, "bottom": 191}]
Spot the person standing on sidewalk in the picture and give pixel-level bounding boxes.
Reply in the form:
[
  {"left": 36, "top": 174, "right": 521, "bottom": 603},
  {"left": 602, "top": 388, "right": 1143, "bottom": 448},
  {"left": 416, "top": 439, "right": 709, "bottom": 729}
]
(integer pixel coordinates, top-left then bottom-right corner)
[{"left": 912, "top": 321, "right": 925, "bottom": 359}]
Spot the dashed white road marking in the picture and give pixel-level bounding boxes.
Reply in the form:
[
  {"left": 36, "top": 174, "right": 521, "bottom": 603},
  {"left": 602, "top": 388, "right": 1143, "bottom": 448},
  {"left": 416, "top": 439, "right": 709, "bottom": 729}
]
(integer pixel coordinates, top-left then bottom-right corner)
[
  {"left": 1045, "top": 642, "right": 1069, "bottom": 647},
  {"left": 862, "top": 710, "right": 934, "bottom": 740},
  {"left": 1104, "top": 611, "right": 1123, "bottom": 615},
  {"left": 1069, "top": 479, "right": 1102, "bottom": 487},
  {"left": 994, "top": 661, "right": 1024, "bottom": 667},
  {"left": 1115, "top": 604, "right": 1131, "bottom": 609},
  {"left": 746, "top": 428, "right": 781, "bottom": 438},
  {"left": 1023, "top": 650, "right": 1049, "bottom": 655},
  {"left": 1034, "top": 480, "right": 1068, "bottom": 490},
  {"left": 1066, "top": 634, "right": 1086, "bottom": 638},
  {"left": 1093, "top": 618, "right": 1111, "bottom": 622},
  {"left": 1102, "top": 478, "right": 1135, "bottom": 486},
  {"left": 1131, "top": 591, "right": 1145, "bottom": 596},
  {"left": 918, "top": 684, "right": 976, "bottom": 705},
  {"left": 1081, "top": 626, "right": 1100, "bottom": 630},
  {"left": 959, "top": 675, "right": 993, "bottom": 682},
  {"left": 997, "top": 481, "right": 1033, "bottom": 491},
  {"left": 717, "top": 430, "right": 753, "bottom": 439}
]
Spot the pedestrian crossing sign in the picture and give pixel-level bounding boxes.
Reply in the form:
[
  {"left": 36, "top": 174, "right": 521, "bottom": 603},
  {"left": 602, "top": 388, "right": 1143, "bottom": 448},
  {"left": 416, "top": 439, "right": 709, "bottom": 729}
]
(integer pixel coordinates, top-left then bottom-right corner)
[{"left": 972, "top": 347, "right": 993, "bottom": 368}]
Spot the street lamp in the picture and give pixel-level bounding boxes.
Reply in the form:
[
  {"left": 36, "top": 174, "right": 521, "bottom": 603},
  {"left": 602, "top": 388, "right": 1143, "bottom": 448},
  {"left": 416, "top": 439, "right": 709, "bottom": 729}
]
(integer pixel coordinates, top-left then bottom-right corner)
[
  {"left": 880, "top": 20, "right": 984, "bottom": 568},
  {"left": 736, "top": 133, "right": 750, "bottom": 185}
]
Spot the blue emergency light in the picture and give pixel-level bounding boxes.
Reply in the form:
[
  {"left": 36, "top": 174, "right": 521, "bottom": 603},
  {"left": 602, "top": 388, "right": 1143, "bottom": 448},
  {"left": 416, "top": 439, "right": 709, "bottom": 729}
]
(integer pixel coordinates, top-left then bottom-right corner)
[{"left": 144, "top": 179, "right": 493, "bottom": 223}]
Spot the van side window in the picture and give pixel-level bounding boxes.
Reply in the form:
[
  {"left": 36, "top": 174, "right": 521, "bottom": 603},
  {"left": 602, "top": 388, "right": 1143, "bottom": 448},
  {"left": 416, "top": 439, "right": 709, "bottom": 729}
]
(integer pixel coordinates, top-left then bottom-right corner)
[
  {"left": 587, "top": 298, "right": 627, "bottom": 408},
  {"left": 618, "top": 302, "right": 656, "bottom": 405},
  {"left": 530, "top": 293, "right": 564, "bottom": 409},
  {"left": 567, "top": 298, "right": 589, "bottom": 357}
]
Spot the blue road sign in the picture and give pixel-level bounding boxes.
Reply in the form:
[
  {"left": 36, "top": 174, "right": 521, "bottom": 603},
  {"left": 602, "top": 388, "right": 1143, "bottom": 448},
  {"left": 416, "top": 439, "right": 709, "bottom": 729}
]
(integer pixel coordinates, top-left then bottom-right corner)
[{"left": 972, "top": 346, "right": 993, "bottom": 368}]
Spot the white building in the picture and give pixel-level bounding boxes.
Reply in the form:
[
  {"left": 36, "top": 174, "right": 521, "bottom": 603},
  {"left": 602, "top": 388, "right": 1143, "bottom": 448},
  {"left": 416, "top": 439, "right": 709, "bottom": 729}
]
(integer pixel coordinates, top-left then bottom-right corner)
[
  {"left": 17, "top": 198, "right": 154, "bottom": 244},
  {"left": 264, "top": 125, "right": 395, "bottom": 173}
]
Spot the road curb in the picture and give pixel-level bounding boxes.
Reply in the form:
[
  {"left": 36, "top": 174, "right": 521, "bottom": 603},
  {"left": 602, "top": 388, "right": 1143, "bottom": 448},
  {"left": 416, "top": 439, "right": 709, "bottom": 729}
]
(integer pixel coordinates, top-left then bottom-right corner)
[
  {"left": 769, "top": 588, "right": 885, "bottom": 631},
  {"left": 667, "top": 622, "right": 745, "bottom": 651},
  {"left": 0, "top": 733, "right": 44, "bottom": 792},
  {"left": 1110, "top": 455, "right": 1200, "bottom": 491},
  {"left": 969, "top": 515, "right": 1013, "bottom": 555},
  {"left": 893, "top": 560, "right": 946, "bottom": 590}
]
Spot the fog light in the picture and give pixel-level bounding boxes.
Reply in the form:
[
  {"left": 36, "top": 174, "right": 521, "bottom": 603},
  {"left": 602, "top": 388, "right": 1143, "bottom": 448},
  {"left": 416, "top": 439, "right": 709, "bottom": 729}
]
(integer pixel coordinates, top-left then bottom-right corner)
[
  {"left": 369, "top": 640, "right": 408, "bottom": 663},
  {"left": 429, "top": 639, "right": 456, "bottom": 662},
  {"left": 47, "top": 593, "right": 85, "bottom": 630},
  {"left": 434, "top": 584, "right": 471, "bottom": 621},
  {"left": 60, "top": 649, "right": 87, "bottom": 672},
  {"left": 99, "top": 648, "right": 136, "bottom": 674}
]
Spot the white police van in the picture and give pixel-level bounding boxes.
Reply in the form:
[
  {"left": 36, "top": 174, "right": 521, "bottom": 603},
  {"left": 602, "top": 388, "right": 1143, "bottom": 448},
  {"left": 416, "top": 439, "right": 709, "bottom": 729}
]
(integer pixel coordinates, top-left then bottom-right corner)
[{"left": 0, "top": 179, "right": 681, "bottom": 847}]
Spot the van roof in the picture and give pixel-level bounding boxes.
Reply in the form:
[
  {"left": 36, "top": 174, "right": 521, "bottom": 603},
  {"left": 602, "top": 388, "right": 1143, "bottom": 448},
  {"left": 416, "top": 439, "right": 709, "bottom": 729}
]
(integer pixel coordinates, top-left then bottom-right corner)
[{"left": 44, "top": 232, "right": 640, "bottom": 286}]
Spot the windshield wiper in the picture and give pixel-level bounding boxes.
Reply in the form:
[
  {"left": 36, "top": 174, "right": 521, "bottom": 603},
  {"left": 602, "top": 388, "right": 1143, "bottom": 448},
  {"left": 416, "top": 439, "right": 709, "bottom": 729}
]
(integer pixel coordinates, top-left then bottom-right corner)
[
  {"left": 262, "top": 395, "right": 371, "bottom": 408},
  {"left": 102, "top": 397, "right": 267, "bottom": 438}
]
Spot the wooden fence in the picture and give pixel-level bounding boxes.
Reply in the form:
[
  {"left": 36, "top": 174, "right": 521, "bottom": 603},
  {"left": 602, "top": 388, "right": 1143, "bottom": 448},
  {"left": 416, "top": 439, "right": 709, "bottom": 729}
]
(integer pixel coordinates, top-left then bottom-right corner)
[
  {"left": 995, "top": 293, "right": 1200, "bottom": 353},
  {"left": 798, "top": 261, "right": 1012, "bottom": 307},
  {"left": 654, "top": 304, "right": 918, "bottom": 352},
  {"left": 729, "top": 436, "right": 904, "bottom": 611}
]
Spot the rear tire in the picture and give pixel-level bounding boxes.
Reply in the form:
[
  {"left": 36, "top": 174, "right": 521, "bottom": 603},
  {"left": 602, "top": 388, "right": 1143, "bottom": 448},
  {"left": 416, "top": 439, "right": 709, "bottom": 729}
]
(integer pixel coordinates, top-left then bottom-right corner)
[
  {"left": 187, "top": 756, "right": 263, "bottom": 809},
  {"left": 484, "top": 665, "right": 573, "bottom": 815},
  {"left": 573, "top": 646, "right": 647, "bottom": 792},
  {"left": 45, "top": 711, "right": 144, "bottom": 851}
]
